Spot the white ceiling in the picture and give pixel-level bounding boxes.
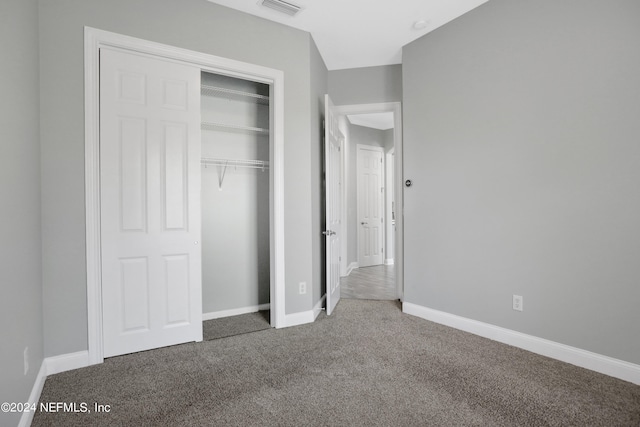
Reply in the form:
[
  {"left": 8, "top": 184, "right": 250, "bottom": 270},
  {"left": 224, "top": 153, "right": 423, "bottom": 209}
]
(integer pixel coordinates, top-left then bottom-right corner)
[
  {"left": 348, "top": 113, "right": 395, "bottom": 131},
  {"left": 206, "top": 0, "right": 489, "bottom": 70}
]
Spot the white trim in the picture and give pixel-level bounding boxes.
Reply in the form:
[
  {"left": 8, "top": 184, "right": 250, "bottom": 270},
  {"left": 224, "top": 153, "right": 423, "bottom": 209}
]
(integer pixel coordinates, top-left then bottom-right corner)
[
  {"left": 334, "top": 102, "right": 403, "bottom": 301},
  {"left": 45, "top": 351, "right": 90, "bottom": 376},
  {"left": 18, "top": 351, "right": 92, "bottom": 426},
  {"left": 403, "top": 303, "right": 640, "bottom": 386},
  {"left": 338, "top": 116, "right": 349, "bottom": 278},
  {"left": 84, "top": 27, "right": 286, "bottom": 364},
  {"left": 385, "top": 149, "right": 395, "bottom": 266},
  {"left": 384, "top": 259, "right": 395, "bottom": 265},
  {"left": 282, "top": 310, "right": 316, "bottom": 328},
  {"left": 203, "top": 304, "right": 270, "bottom": 321},
  {"left": 18, "top": 362, "right": 47, "bottom": 427},
  {"left": 314, "top": 294, "right": 327, "bottom": 319},
  {"left": 345, "top": 262, "right": 359, "bottom": 276},
  {"left": 340, "top": 131, "right": 348, "bottom": 278}
]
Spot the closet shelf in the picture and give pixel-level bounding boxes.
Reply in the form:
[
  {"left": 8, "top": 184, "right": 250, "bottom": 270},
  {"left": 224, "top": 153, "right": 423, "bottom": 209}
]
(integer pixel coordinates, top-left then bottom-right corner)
[
  {"left": 201, "top": 84, "right": 269, "bottom": 105},
  {"left": 201, "top": 121, "right": 269, "bottom": 134},
  {"left": 201, "top": 158, "right": 269, "bottom": 170}
]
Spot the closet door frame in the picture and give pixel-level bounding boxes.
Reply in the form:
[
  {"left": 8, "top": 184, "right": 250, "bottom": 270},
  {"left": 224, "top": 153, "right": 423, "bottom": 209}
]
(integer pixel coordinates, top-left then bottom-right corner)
[{"left": 84, "top": 27, "right": 286, "bottom": 365}]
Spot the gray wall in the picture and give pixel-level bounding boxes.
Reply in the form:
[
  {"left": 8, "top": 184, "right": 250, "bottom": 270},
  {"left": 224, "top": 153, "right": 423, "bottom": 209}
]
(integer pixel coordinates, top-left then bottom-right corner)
[
  {"left": 403, "top": 0, "right": 640, "bottom": 364},
  {"left": 310, "top": 38, "right": 328, "bottom": 307},
  {"left": 39, "top": 0, "right": 319, "bottom": 357},
  {"left": 383, "top": 129, "right": 394, "bottom": 152},
  {"left": 0, "top": 0, "right": 44, "bottom": 424},
  {"left": 328, "top": 64, "right": 403, "bottom": 106}
]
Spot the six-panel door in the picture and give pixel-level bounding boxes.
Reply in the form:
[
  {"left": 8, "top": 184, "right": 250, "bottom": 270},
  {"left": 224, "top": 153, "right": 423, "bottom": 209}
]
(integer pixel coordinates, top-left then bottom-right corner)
[{"left": 100, "top": 48, "right": 202, "bottom": 357}]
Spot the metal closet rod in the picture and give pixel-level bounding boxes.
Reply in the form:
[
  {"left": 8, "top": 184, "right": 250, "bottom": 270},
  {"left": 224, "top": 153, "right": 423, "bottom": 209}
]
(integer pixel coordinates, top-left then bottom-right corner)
[{"left": 201, "top": 158, "right": 269, "bottom": 170}]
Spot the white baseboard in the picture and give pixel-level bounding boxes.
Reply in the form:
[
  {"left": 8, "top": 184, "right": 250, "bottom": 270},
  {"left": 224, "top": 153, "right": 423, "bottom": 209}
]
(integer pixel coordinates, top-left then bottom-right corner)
[
  {"left": 345, "top": 262, "right": 359, "bottom": 276},
  {"left": 314, "top": 294, "right": 326, "bottom": 320},
  {"left": 203, "top": 303, "right": 270, "bottom": 321},
  {"left": 403, "top": 302, "right": 640, "bottom": 386},
  {"left": 19, "top": 351, "right": 90, "bottom": 427},
  {"left": 279, "top": 294, "right": 327, "bottom": 328},
  {"left": 18, "top": 362, "right": 47, "bottom": 427},
  {"left": 282, "top": 310, "right": 315, "bottom": 328},
  {"left": 384, "top": 258, "right": 395, "bottom": 265},
  {"left": 45, "top": 350, "right": 90, "bottom": 376}
]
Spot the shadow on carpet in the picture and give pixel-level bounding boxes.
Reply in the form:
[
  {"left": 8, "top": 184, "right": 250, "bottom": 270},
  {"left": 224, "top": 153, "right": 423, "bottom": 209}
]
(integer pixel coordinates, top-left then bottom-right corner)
[{"left": 203, "top": 310, "right": 271, "bottom": 340}]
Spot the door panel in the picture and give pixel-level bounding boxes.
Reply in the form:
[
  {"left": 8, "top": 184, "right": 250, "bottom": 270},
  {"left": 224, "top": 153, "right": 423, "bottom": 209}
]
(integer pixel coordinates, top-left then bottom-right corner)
[
  {"left": 325, "top": 94, "right": 343, "bottom": 316},
  {"left": 358, "top": 147, "right": 384, "bottom": 267},
  {"left": 100, "top": 48, "right": 202, "bottom": 358},
  {"left": 162, "top": 122, "right": 188, "bottom": 230},
  {"left": 119, "top": 257, "right": 150, "bottom": 332}
]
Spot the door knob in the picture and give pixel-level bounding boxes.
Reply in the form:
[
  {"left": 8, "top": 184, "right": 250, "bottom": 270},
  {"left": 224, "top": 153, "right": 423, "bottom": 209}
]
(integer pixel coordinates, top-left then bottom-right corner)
[
  {"left": 361, "top": 222, "right": 368, "bottom": 225},
  {"left": 322, "top": 230, "right": 336, "bottom": 236}
]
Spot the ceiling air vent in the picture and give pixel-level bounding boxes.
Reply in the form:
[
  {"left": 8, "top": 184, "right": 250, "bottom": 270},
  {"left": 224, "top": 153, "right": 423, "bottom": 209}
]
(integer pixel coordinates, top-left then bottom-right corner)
[{"left": 260, "top": 0, "right": 303, "bottom": 17}]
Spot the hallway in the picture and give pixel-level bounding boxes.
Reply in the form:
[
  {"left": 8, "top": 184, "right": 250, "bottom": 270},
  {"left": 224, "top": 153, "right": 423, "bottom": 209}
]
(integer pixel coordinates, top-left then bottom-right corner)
[{"left": 341, "top": 265, "right": 396, "bottom": 300}]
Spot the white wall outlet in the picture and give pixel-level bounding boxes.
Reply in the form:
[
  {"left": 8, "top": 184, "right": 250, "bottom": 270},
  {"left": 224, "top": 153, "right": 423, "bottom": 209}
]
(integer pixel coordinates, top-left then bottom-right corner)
[
  {"left": 299, "top": 282, "right": 307, "bottom": 295},
  {"left": 513, "top": 295, "right": 523, "bottom": 312},
  {"left": 24, "top": 347, "right": 29, "bottom": 376}
]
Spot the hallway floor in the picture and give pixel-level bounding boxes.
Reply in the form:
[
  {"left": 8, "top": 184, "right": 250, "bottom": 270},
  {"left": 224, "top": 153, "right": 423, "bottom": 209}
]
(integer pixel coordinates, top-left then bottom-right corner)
[{"left": 341, "top": 264, "right": 397, "bottom": 300}]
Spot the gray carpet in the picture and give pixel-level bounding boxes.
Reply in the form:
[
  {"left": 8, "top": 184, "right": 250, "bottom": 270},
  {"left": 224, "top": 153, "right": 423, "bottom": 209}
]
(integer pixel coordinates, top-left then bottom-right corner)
[
  {"left": 33, "top": 300, "right": 640, "bottom": 426},
  {"left": 203, "top": 311, "right": 271, "bottom": 341}
]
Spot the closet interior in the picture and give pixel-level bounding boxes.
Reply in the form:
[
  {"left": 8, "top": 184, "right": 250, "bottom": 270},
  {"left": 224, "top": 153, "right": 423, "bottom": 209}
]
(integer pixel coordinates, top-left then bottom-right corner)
[{"left": 200, "top": 72, "right": 271, "bottom": 320}]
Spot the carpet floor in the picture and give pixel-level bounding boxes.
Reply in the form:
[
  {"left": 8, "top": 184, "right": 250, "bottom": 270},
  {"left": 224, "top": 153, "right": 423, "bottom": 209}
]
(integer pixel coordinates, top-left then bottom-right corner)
[
  {"left": 203, "top": 311, "right": 271, "bottom": 341},
  {"left": 33, "top": 300, "right": 640, "bottom": 426}
]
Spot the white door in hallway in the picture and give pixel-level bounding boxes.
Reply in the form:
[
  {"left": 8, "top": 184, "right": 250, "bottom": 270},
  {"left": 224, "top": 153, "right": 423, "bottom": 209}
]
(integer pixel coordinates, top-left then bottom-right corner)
[
  {"left": 357, "top": 146, "right": 384, "bottom": 267},
  {"left": 100, "top": 48, "right": 202, "bottom": 357},
  {"left": 324, "top": 94, "right": 343, "bottom": 315}
]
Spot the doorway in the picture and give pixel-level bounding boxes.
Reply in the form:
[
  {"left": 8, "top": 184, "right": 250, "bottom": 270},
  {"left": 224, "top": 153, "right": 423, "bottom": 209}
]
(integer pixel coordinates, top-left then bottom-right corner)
[
  {"left": 333, "top": 103, "right": 403, "bottom": 302},
  {"left": 84, "top": 27, "right": 286, "bottom": 365}
]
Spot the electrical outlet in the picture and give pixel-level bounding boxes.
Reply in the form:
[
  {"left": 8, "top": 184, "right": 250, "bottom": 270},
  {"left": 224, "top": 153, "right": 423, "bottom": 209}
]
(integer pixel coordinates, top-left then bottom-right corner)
[
  {"left": 24, "top": 347, "right": 29, "bottom": 376},
  {"left": 513, "top": 295, "right": 523, "bottom": 312},
  {"left": 299, "top": 282, "right": 307, "bottom": 295}
]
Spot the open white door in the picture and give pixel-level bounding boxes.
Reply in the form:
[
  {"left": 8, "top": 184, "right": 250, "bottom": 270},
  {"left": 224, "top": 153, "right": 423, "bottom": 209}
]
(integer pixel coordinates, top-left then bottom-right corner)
[
  {"left": 100, "top": 48, "right": 202, "bottom": 357},
  {"left": 324, "top": 94, "right": 343, "bottom": 315},
  {"left": 357, "top": 146, "right": 385, "bottom": 267}
]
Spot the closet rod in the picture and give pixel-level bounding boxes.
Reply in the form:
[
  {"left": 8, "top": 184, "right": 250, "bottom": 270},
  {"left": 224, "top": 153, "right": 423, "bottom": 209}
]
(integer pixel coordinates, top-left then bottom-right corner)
[
  {"left": 201, "top": 158, "right": 269, "bottom": 170},
  {"left": 202, "top": 158, "right": 268, "bottom": 189}
]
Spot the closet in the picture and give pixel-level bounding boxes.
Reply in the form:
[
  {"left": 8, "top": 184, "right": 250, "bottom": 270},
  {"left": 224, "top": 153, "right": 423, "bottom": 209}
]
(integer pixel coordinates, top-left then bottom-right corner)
[{"left": 200, "top": 72, "right": 271, "bottom": 317}]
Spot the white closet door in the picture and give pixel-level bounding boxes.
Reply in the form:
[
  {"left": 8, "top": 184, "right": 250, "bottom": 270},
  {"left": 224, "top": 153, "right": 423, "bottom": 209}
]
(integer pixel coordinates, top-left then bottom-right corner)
[
  {"left": 324, "top": 94, "right": 342, "bottom": 316},
  {"left": 358, "top": 146, "right": 384, "bottom": 267},
  {"left": 100, "top": 48, "right": 202, "bottom": 358}
]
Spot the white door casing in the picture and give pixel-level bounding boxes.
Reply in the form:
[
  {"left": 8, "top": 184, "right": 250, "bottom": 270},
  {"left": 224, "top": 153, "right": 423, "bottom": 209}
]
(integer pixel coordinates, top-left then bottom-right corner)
[
  {"left": 100, "top": 48, "right": 202, "bottom": 357},
  {"left": 86, "top": 28, "right": 286, "bottom": 365},
  {"left": 385, "top": 149, "right": 395, "bottom": 264},
  {"left": 333, "top": 102, "right": 403, "bottom": 300},
  {"left": 357, "top": 145, "right": 384, "bottom": 268},
  {"left": 324, "top": 94, "right": 342, "bottom": 316}
]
